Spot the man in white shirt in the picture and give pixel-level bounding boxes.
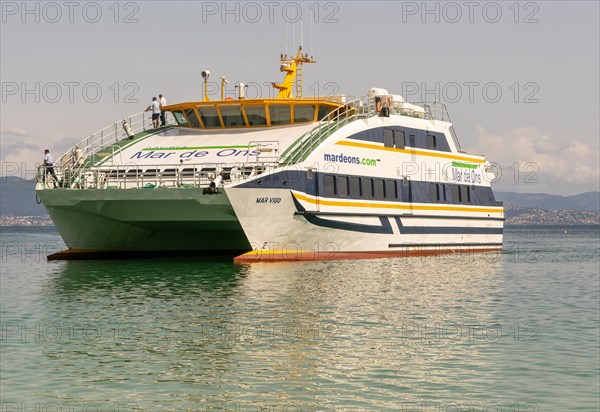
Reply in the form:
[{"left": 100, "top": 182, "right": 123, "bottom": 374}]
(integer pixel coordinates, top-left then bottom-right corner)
[
  {"left": 159, "top": 94, "right": 167, "bottom": 126},
  {"left": 145, "top": 97, "right": 161, "bottom": 129},
  {"left": 43, "top": 149, "right": 59, "bottom": 188}
]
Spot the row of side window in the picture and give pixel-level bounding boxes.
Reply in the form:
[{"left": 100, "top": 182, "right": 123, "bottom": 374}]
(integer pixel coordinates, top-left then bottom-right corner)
[
  {"left": 429, "top": 183, "right": 471, "bottom": 204},
  {"left": 383, "top": 128, "right": 438, "bottom": 150},
  {"left": 323, "top": 175, "right": 398, "bottom": 200}
]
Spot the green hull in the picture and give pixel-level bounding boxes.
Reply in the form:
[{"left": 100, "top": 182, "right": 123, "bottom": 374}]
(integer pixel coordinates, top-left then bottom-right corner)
[{"left": 37, "top": 188, "right": 251, "bottom": 252}]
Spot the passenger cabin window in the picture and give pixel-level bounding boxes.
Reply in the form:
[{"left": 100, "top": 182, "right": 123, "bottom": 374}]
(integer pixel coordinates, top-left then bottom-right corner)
[
  {"left": 385, "top": 180, "right": 397, "bottom": 199},
  {"left": 361, "top": 178, "right": 373, "bottom": 199},
  {"left": 429, "top": 183, "right": 440, "bottom": 203},
  {"left": 269, "top": 105, "right": 291, "bottom": 125},
  {"left": 395, "top": 130, "right": 405, "bottom": 149},
  {"left": 439, "top": 184, "right": 446, "bottom": 201},
  {"left": 323, "top": 175, "right": 335, "bottom": 197},
  {"left": 461, "top": 186, "right": 471, "bottom": 204},
  {"left": 294, "top": 105, "right": 316, "bottom": 123},
  {"left": 452, "top": 185, "right": 461, "bottom": 203},
  {"left": 172, "top": 111, "right": 188, "bottom": 126},
  {"left": 336, "top": 176, "right": 349, "bottom": 197},
  {"left": 426, "top": 134, "right": 437, "bottom": 149},
  {"left": 349, "top": 177, "right": 361, "bottom": 197},
  {"left": 383, "top": 129, "right": 394, "bottom": 148},
  {"left": 245, "top": 106, "right": 267, "bottom": 126},
  {"left": 220, "top": 106, "right": 245, "bottom": 127},
  {"left": 197, "top": 106, "right": 221, "bottom": 128},
  {"left": 374, "top": 179, "right": 385, "bottom": 199},
  {"left": 383, "top": 129, "right": 406, "bottom": 149},
  {"left": 184, "top": 108, "right": 201, "bottom": 128}
]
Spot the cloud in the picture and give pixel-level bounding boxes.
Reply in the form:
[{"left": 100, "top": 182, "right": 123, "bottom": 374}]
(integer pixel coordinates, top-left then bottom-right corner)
[
  {"left": 0, "top": 127, "right": 29, "bottom": 138},
  {"left": 0, "top": 129, "right": 41, "bottom": 161},
  {"left": 467, "top": 127, "right": 600, "bottom": 192}
]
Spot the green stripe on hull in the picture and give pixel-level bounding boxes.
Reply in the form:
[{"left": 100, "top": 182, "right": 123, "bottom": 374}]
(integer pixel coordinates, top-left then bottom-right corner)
[
  {"left": 451, "top": 161, "right": 478, "bottom": 169},
  {"left": 143, "top": 145, "right": 256, "bottom": 151}
]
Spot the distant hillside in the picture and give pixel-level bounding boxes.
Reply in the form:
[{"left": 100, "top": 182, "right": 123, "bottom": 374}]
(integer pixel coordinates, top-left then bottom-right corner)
[
  {"left": 495, "top": 191, "right": 599, "bottom": 211},
  {"left": 0, "top": 177, "right": 47, "bottom": 216}
]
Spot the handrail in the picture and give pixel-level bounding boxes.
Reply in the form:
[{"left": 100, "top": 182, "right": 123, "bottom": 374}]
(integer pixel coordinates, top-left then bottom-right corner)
[
  {"left": 279, "top": 97, "right": 451, "bottom": 165},
  {"left": 57, "top": 111, "right": 178, "bottom": 171},
  {"left": 36, "top": 161, "right": 274, "bottom": 190}
]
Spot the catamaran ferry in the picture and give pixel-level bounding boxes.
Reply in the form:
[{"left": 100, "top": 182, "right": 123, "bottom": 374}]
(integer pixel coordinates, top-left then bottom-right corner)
[{"left": 36, "top": 48, "right": 504, "bottom": 262}]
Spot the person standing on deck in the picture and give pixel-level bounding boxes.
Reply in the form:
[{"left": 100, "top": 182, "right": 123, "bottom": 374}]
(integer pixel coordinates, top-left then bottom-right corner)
[
  {"left": 145, "top": 97, "right": 160, "bottom": 129},
  {"left": 159, "top": 94, "right": 167, "bottom": 126},
  {"left": 42, "top": 149, "right": 59, "bottom": 188}
]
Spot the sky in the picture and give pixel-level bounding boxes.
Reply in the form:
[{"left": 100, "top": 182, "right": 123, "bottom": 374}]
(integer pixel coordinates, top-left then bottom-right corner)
[{"left": 1, "top": 0, "right": 599, "bottom": 195}]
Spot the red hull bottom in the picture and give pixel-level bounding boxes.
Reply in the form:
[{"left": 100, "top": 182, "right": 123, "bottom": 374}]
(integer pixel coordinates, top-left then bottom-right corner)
[{"left": 234, "top": 247, "right": 502, "bottom": 263}]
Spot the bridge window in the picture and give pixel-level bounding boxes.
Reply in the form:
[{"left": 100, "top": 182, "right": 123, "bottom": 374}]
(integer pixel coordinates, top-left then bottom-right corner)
[
  {"left": 184, "top": 108, "right": 201, "bottom": 128},
  {"left": 317, "top": 105, "right": 333, "bottom": 121},
  {"left": 269, "top": 104, "right": 291, "bottom": 125},
  {"left": 197, "top": 106, "right": 221, "bottom": 128},
  {"left": 294, "top": 105, "right": 316, "bottom": 123},
  {"left": 245, "top": 106, "right": 267, "bottom": 126},
  {"left": 220, "top": 106, "right": 245, "bottom": 127},
  {"left": 172, "top": 111, "right": 188, "bottom": 126}
]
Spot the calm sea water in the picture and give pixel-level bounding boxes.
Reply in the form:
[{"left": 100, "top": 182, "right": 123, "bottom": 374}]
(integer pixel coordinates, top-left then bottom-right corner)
[{"left": 1, "top": 225, "right": 598, "bottom": 411}]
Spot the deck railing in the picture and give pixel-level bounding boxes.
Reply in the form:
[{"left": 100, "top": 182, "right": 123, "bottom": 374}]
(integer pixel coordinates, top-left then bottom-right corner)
[
  {"left": 37, "top": 161, "right": 274, "bottom": 190},
  {"left": 56, "top": 111, "right": 179, "bottom": 171}
]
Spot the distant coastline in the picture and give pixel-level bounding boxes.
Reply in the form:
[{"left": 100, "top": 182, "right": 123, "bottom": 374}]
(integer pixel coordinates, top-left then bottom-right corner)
[{"left": 1, "top": 209, "right": 598, "bottom": 227}]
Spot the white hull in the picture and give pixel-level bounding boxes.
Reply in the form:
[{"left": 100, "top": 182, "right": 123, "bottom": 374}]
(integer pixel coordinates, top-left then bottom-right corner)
[{"left": 226, "top": 187, "right": 503, "bottom": 262}]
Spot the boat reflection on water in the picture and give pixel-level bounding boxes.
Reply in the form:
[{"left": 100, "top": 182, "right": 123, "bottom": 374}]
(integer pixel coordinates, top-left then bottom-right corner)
[{"left": 32, "top": 252, "right": 507, "bottom": 409}]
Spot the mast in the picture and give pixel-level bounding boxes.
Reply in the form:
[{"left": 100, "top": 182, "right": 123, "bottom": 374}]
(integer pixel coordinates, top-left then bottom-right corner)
[{"left": 272, "top": 46, "right": 316, "bottom": 99}]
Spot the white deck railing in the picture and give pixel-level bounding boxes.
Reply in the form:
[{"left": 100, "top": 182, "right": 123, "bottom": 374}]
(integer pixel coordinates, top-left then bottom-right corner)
[{"left": 37, "top": 161, "right": 275, "bottom": 190}]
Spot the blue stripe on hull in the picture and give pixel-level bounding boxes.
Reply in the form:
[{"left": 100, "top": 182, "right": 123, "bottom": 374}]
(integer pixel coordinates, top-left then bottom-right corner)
[{"left": 394, "top": 217, "right": 503, "bottom": 235}]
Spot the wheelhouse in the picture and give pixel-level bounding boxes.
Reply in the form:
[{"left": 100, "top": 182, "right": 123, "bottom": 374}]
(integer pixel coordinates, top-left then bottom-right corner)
[{"left": 163, "top": 99, "right": 343, "bottom": 129}]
